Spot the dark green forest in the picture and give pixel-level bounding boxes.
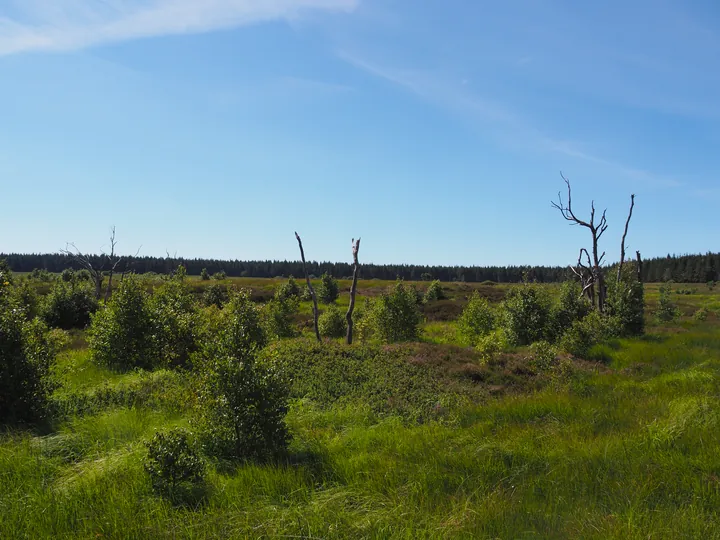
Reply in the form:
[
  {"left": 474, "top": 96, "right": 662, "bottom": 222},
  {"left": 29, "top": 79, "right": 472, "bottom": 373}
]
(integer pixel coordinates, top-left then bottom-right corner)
[{"left": 2, "top": 251, "right": 718, "bottom": 282}]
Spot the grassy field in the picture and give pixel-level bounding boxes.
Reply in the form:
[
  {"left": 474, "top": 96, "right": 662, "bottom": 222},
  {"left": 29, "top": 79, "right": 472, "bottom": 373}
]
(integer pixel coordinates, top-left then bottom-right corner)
[{"left": 2, "top": 279, "right": 720, "bottom": 538}]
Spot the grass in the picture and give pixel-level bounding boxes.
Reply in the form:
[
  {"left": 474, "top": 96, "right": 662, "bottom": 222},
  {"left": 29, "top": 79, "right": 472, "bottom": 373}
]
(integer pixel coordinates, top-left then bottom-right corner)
[{"left": 3, "top": 281, "right": 720, "bottom": 538}]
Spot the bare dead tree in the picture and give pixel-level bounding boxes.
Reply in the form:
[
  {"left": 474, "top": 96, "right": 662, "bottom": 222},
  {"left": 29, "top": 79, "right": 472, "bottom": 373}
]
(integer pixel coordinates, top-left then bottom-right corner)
[
  {"left": 345, "top": 238, "right": 361, "bottom": 345},
  {"left": 569, "top": 248, "right": 595, "bottom": 305},
  {"left": 295, "top": 232, "right": 321, "bottom": 342},
  {"left": 616, "top": 194, "right": 636, "bottom": 282},
  {"left": 103, "top": 227, "right": 121, "bottom": 304},
  {"left": 552, "top": 173, "right": 608, "bottom": 311},
  {"left": 60, "top": 244, "right": 105, "bottom": 300}
]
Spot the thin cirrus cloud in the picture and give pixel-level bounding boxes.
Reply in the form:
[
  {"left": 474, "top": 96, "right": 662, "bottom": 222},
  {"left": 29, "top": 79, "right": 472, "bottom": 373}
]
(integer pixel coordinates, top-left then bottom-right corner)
[
  {"left": 0, "top": 0, "right": 359, "bottom": 56},
  {"left": 338, "top": 50, "right": 681, "bottom": 189}
]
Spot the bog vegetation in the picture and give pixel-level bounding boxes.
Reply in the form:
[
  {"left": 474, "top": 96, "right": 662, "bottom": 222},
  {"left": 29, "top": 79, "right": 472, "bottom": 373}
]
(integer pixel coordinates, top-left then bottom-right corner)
[{"left": 2, "top": 184, "right": 720, "bottom": 538}]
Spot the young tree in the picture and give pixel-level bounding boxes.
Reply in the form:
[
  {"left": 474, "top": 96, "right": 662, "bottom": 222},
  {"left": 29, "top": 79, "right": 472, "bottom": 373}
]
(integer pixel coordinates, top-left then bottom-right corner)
[{"left": 317, "top": 273, "right": 339, "bottom": 304}]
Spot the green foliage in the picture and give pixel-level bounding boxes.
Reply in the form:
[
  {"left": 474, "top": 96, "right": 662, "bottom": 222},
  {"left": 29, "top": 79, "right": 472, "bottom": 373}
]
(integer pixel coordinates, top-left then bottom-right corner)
[
  {"left": 149, "top": 274, "right": 200, "bottom": 369},
  {"left": 559, "top": 310, "right": 619, "bottom": 359},
  {"left": 144, "top": 428, "right": 206, "bottom": 504},
  {"left": 423, "top": 280, "right": 445, "bottom": 303},
  {"left": 318, "top": 304, "right": 346, "bottom": 338},
  {"left": 211, "top": 270, "right": 227, "bottom": 281},
  {"left": 656, "top": 281, "right": 680, "bottom": 323},
  {"left": 372, "top": 281, "right": 422, "bottom": 343},
  {"left": 550, "top": 281, "right": 591, "bottom": 338},
  {"left": 29, "top": 268, "right": 54, "bottom": 282},
  {"left": 199, "top": 268, "right": 210, "bottom": 281},
  {"left": 457, "top": 291, "right": 495, "bottom": 346},
  {"left": 708, "top": 280, "right": 716, "bottom": 291},
  {"left": 7, "top": 279, "right": 40, "bottom": 320},
  {"left": 605, "top": 269, "right": 645, "bottom": 336},
  {"left": 694, "top": 308, "right": 709, "bottom": 321},
  {"left": 529, "top": 340, "right": 557, "bottom": 371},
  {"left": 195, "top": 289, "right": 289, "bottom": 461},
  {"left": 40, "top": 281, "right": 99, "bottom": 330},
  {"left": 275, "top": 276, "right": 300, "bottom": 300},
  {"left": 88, "top": 276, "right": 156, "bottom": 371},
  {"left": 299, "top": 284, "right": 312, "bottom": 301},
  {"left": 0, "top": 302, "right": 56, "bottom": 425},
  {"left": 475, "top": 329, "right": 509, "bottom": 362},
  {"left": 263, "top": 292, "right": 299, "bottom": 339},
  {"left": 60, "top": 268, "right": 75, "bottom": 282},
  {"left": 500, "top": 283, "right": 553, "bottom": 345},
  {"left": 420, "top": 272, "right": 433, "bottom": 281},
  {"left": 202, "top": 283, "right": 229, "bottom": 308},
  {"left": 317, "top": 273, "right": 339, "bottom": 304}
]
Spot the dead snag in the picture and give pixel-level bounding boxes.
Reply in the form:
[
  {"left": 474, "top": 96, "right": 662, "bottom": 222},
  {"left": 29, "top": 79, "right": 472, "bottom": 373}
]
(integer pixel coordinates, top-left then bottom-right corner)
[
  {"left": 61, "top": 243, "right": 105, "bottom": 300},
  {"left": 295, "top": 232, "right": 321, "bottom": 342},
  {"left": 103, "top": 226, "right": 122, "bottom": 304},
  {"left": 636, "top": 251, "right": 643, "bottom": 283},
  {"left": 345, "top": 238, "right": 361, "bottom": 345},
  {"left": 616, "top": 194, "right": 636, "bottom": 282}
]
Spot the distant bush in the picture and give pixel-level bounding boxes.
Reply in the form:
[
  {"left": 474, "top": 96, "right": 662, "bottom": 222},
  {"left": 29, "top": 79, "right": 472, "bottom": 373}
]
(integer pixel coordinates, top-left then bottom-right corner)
[
  {"left": 263, "top": 290, "right": 299, "bottom": 339},
  {"left": 40, "top": 281, "right": 98, "bottom": 330},
  {"left": 144, "top": 428, "right": 206, "bottom": 505},
  {"left": 708, "top": 280, "right": 716, "bottom": 291},
  {"left": 475, "top": 329, "right": 509, "bottom": 363},
  {"left": 275, "top": 276, "right": 300, "bottom": 300},
  {"left": 200, "top": 268, "right": 210, "bottom": 281},
  {"left": 195, "top": 289, "right": 289, "bottom": 461},
  {"left": 319, "top": 305, "right": 346, "bottom": 338},
  {"left": 530, "top": 340, "right": 557, "bottom": 371},
  {"left": 457, "top": 291, "right": 495, "bottom": 346},
  {"left": 423, "top": 280, "right": 445, "bottom": 303},
  {"left": 202, "top": 283, "right": 229, "bottom": 308},
  {"left": 372, "top": 281, "right": 422, "bottom": 343},
  {"left": 212, "top": 270, "right": 227, "bottom": 281},
  {"left": 694, "top": 307, "right": 709, "bottom": 321},
  {"left": 299, "top": 285, "right": 312, "bottom": 301},
  {"left": 317, "top": 273, "right": 339, "bottom": 304},
  {"left": 500, "top": 283, "right": 553, "bottom": 346},
  {"left": 559, "top": 311, "right": 619, "bottom": 359},
  {"left": 550, "top": 281, "right": 590, "bottom": 339},
  {"left": 88, "top": 276, "right": 156, "bottom": 371},
  {"left": 29, "top": 268, "right": 54, "bottom": 282},
  {"left": 605, "top": 269, "right": 644, "bottom": 336},
  {"left": 0, "top": 300, "right": 56, "bottom": 425},
  {"left": 655, "top": 282, "right": 680, "bottom": 323},
  {"left": 60, "top": 268, "right": 75, "bottom": 283}
]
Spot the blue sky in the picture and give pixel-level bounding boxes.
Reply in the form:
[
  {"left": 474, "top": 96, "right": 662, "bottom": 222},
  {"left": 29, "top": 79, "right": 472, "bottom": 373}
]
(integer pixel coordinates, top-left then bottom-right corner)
[{"left": 1, "top": 0, "right": 718, "bottom": 266}]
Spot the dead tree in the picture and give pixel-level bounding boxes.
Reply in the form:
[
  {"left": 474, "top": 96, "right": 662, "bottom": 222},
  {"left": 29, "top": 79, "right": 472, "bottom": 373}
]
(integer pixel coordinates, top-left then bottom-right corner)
[
  {"left": 552, "top": 174, "right": 608, "bottom": 311},
  {"left": 569, "top": 248, "right": 595, "bottom": 304},
  {"left": 345, "top": 238, "right": 361, "bottom": 345},
  {"left": 294, "top": 232, "right": 321, "bottom": 342},
  {"left": 616, "top": 194, "right": 636, "bottom": 282},
  {"left": 636, "top": 251, "right": 643, "bottom": 283},
  {"left": 61, "top": 244, "right": 105, "bottom": 300},
  {"left": 103, "top": 227, "right": 121, "bottom": 304}
]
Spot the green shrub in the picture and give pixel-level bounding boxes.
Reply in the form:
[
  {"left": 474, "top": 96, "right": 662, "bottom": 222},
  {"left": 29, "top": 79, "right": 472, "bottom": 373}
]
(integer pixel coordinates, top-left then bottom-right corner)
[
  {"left": 40, "top": 281, "right": 98, "bottom": 330},
  {"left": 60, "top": 268, "right": 75, "bottom": 282},
  {"left": 559, "top": 311, "right": 619, "bottom": 359},
  {"left": 317, "top": 273, "right": 339, "bottom": 304},
  {"left": 372, "top": 281, "right": 422, "bottom": 343},
  {"left": 299, "top": 285, "right": 312, "bottom": 301},
  {"left": 149, "top": 275, "right": 200, "bottom": 369},
  {"left": 7, "top": 279, "right": 40, "bottom": 320},
  {"left": 88, "top": 276, "right": 156, "bottom": 371},
  {"left": 212, "top": 270, "right": 227, "bottom": 281},
  {"left": 423, "top": 280, "right": 445, "bottom": 303},
  {"left": 550, "top": 281, "right": 591, "bottom": 338},
  {"left": 200, "top": 268, "right": 210, "bottom": 281},
  {"left": 530, "top": 340, "right": 557, "bottom": 371},
  {"left": 0, "top": 304, "right": 56, "bottom": 425},
  {"left": 655, "top": 282, "right": 680, "bottom": 323},
  {"left": 457, "top": 291, "right": 495, "bottom": 346},
  {"left": 195, "top": 289, "right": 289, "bottom": 461},
  {"left": 29, "top": 268, "right": 54, "bottom": 282},
  {"left": 202, "top": 283, "right": 229, "bottom": 308},
  {"left": 694, "top": 308, "right": 709, "bottom": 321},
  {"left": 476, "top": 329, "right": 509, "bottom": 363},
  {"left": 275, "top": 276, "right": 300, "bottom": 300},
  {"left": 319, "top": 305, "right": 346, "bottom": 338},
  {"left": 263, "top": 291, "right": 299, "bottom": 339},
  {"left": 605, "top": 269, "right": 645, "bottom": 336},
  {"left": 500, "top": 283, "right": 553, "bottom": 345},
  {"left": 144, "top": 428, "right": 206, "bottom": 504}
]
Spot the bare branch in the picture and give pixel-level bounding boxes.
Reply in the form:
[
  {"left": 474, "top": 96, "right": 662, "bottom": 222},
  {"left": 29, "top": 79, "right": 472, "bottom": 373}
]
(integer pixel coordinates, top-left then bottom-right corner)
[{"left": 617, "top": 194, "right": 636, "bottom": 282}]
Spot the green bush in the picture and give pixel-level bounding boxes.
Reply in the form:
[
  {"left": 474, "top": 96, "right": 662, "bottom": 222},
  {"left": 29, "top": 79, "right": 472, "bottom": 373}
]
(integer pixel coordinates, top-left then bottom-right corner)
[
  {"left": 200, "top": 268, "right": 210, "bottom": 281},
  {"left": 40, "top": 281, "right": 98, "bottom": 329},
  {"left": 655, "top": 282, "right": 680, "bottom": 323},
  {"left": 149, "top": 275, "right": 200, "bottom": 369},
  {"left": 202, "top": 283, "right": 229, "bottom": 308},
  {"left": 500, "top": 283, "right": 553, "bottom": 346},
  {"left": 299, "top": 285, "right": 312, "bottom": 301},
  {"left": 475, "top": 329, "right": 509, "bottom": 363},
  {"left": 60, "top": 268, "right": 75, "bottom": 282},
  {"left": 605, "top": 269, "right": 645, "bottom": 336},
  {"left": 317, "top": 273, "right": 339, "bottom": 304},
  {"left": 0, "top": 301, "right": 56, "bottom": 425},
  {"left": 423, "top": 280, "right": 445, "bottom": 303},
  {"left": 88, "top": 276, "right": 156, "bottom": 371},
  {"left": 372, "top": 281, "right": 422, "bottom": 343},
  {"left": 212, "top": 270, "right": 227, "bottom": 281},
  {"left": 144, "top": 428, "right": 206, "bottom": 504},
  {"left": 275, "top": 276, "right": 300, "bottom": 300},
  {"left": 550, "top": 281, "right": 591, "bottom": 339},
  {"left": 559, "top": 311, "right": 619, "bottom": 359},
  {"left": 195, "top": 289, "right": 289, "bottom": 461},
  {"left": 29, "top": 268, "right": 54, "bottom": 282},
  {"left": 693, "top": 308, "right": 709, "bottom": 321},
  {"left": 263, "top": 291, "right": 299, "bottom": 339},
  {"left": 530, "top": 340, "right": 557, "bottom": 371},
  {"left": 457, "top": 291, "right": 495, "bottom": 346},
  {"left": 319, "top": 305, "right": 346, "bottom": 338}
]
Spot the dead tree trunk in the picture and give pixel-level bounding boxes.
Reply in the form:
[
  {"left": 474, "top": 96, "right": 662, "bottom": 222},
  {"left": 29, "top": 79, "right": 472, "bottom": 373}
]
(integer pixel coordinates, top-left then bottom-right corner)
[
  {"left": 552, "top": 174, "right": 608, "bottom": 312},
  {"left": 104, "top": 226, "right": 121, "bottom": 304},
  {"left": 345, "top": 238, "right": 361, "bottom": 345},
  {"left": 616, "top": 194, "right": 636, "bottom": 282},
  {"left": 636, "top": 251, "right": 643, "bottom": 283},
  {"left": 295, "top": 232, "right": 321, "bottom": 342}
]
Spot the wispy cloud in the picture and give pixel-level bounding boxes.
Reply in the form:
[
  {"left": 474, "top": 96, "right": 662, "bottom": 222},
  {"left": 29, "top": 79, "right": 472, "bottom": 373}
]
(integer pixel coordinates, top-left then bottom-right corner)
[
  {"left": 0, "top": 0, "right": 358, "bottom": 56},
  {"left": 339, "top": 50, "right": 680, "bottom": 189}
]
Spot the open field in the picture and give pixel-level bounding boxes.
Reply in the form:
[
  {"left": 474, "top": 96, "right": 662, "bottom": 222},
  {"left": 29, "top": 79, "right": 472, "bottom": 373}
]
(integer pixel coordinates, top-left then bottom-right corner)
[{"left": 2, "top": 277, "right": 720, "bottom": 538}]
